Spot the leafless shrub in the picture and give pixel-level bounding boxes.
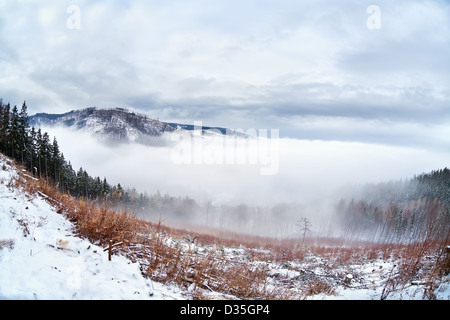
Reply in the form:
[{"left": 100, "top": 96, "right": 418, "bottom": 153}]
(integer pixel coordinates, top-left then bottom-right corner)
[
  {"left": 0, "top": 239, "right": 14, "bottom": 250},
  {"left": 303, "top": 279, "right": 337, "bottom": 297},
  {"left": 16, "top": 218, "right": 31, "bottom": 237}
]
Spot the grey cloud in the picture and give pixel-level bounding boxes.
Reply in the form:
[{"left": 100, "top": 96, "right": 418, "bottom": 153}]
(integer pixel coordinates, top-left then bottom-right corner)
[
  {"left": 337, "top": 40, "right": 450, "bottom": 78},
  {"left": 221, "top": 80, "right": 450, "bottom": 123},
  {"left": 1, "top": 0, "right": 449, "bottom": 153}
]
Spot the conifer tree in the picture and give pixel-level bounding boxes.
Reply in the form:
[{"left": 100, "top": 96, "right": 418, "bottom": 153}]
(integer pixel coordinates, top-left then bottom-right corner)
[
  {"left": 102, "top": 177, "right": 111, "bottom": 196},
  {"left": 76, "top": 167, "right": 86, "bottom": 197},
  {"left": 18, "top": 101, "right": 30, "bottom": 164},
  {"left": 35, "top": 128, "right": 43, "bottom": 175},
  {"left": 9, "top": 105, "right": 20, "bottom": 159},
  {"left": 28, "top": 127, "right": 37, "bottom": 174},
  {"left": 38, "top": 131, "right": 51, "bottom": 178},
  {"left": 0, "top": 103, "right": 10, "bottom": 154},
  {"left": 62, "top": 160, "right": 77, "bottom": 195},
  {"left": 0, "top": 101, "right": 4, "bottom": 152},
  {"left": 50, "top": 137, "right": 63, "bottom": 184}
]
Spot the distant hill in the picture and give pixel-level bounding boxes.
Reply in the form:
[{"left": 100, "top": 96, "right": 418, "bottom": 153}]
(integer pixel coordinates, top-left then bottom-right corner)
[
  {"left": 29, "top": 107, "right": 245, "bottom": 145},
  {"left": 29, "top": 107, "right": 175, "bottom": 145}
]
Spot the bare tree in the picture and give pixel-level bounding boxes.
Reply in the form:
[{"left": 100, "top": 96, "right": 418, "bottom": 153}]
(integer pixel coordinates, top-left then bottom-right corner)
[{"left": 297, "top": 217, "right": 312, "bottom": 246}]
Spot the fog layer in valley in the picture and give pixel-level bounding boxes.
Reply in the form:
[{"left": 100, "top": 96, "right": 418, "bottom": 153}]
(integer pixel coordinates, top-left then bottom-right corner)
[{"left": 42, "top": 125, "right": 450, "bottom": 238}]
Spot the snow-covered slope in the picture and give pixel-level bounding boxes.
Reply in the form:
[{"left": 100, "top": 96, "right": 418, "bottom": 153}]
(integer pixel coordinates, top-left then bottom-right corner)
[{"left": 0, "top": 155, "right": 183, "bottom": 300}]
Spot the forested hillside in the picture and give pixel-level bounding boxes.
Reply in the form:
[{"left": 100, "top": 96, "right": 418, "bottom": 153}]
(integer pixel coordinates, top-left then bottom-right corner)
[
  {"left": 0, "top": 99, "right": 147, "bottom": 209},
  {"left": 334, "top": 170, "right": 450, "bottom": 243}
]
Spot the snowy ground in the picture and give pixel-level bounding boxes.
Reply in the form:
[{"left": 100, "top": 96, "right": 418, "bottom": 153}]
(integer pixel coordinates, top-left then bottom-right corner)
[
  {"left": 188, "top": 243, "right": 450, "bottom": 300},
  {"left": 1, "top": 154, "right": 449, "bottom": 300},
  {"left": 0, "top": 155, "right": 183, "bottom": 300}
]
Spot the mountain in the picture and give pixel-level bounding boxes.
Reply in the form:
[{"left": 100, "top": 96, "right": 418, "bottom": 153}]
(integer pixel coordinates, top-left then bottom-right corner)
[
  {"left": 29, "top": 107, "right": 246, "bottom": 145},
  {"left": 29, "top": 107, "right": 175, "bottom": 145}
]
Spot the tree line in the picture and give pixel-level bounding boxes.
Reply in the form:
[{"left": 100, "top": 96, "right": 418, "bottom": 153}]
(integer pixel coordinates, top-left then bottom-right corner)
[
  {"left": 334, "top": 170, "right": 450, "bottom": 243},
  {"left": 0, "top": 99, "right": 148, "bottom": 209}
]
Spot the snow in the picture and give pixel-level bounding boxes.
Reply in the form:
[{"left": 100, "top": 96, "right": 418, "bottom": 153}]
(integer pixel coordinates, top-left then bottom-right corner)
[
  {"left": 1, "top": 154, "right": 449, "bottom": 300},
  {"left": 0, "top": 156, "right": 184, "bottom": 300}
]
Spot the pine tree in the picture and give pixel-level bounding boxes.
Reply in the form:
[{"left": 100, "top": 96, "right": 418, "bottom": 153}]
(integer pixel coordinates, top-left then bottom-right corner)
[
  {"left": 28, "top": 127, "right": 38, "bottom": 174},
  {"left": 92, "top": 177, "right": 102, "bottom": 199},
  {"left": 50, "top": 137, "right": 63, "bottom": 184},
  {"left": 36, "top": 129, "right": 51, "bottom": 178},
  {"left": 112, "top": 183, "right": 124, "bottom": 205},
  {"left": 62, "top": 160, "right": 77, "bottom": 195},
  {"left": 18, "top": 101, "right": 30, "bottom": 164},
  {"left": 76, "top": 167, "right": 86, "bottom": 197},
  {"left": 8, "top": 105, "right": 20, "bottom": 159},
  {"left": 0, "top": 103, "right": 10, "bottom": 154},
  {"left": 102, "top": 177, "right": 111, "bottom": 196},
  {"left": 0, "top": 101, "right": 4, "bottom": 152},
  {"left": 35, "top": 128, "right": 43, "bottom": 175}
]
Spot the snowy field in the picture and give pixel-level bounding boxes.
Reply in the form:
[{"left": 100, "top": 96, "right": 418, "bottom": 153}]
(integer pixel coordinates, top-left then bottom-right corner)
[{"left": 0, "top": 154, "right": 449, "bottom": 301}]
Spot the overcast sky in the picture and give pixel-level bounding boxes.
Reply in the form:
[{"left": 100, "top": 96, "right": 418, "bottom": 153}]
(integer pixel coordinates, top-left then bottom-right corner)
[{"left": 1, "top": 0, "right": 450, "bottom": 150}]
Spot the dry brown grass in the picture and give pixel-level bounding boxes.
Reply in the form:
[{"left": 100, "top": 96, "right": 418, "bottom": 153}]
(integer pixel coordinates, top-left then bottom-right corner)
[
  {"left": 140, "top": 220, "right": 295, "bottom": 299},
  {"left": 302, "top": 279, "right": 337, "bottom": 297},
  {"left": 380, "top": 231, "right": 450, "bottom": 300}
]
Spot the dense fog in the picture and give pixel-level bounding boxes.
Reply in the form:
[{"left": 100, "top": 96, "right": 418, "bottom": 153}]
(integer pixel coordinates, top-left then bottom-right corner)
[{"left": 42, "top": 125, "right": 450, "bottom": 239}]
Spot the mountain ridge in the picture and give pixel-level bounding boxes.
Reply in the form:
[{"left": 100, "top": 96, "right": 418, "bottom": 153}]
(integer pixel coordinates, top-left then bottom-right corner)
[
  {"left": 29, "top": 107, "right": 245, "bottom": 145},
  {"left": 29, "top": 107, "right": 175, "bottom": 145}
]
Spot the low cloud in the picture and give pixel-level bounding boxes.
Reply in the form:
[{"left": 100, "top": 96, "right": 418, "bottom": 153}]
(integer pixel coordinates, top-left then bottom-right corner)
[
  {"left": 42, "top": 125, "right": 450, "bottom": 208},
  {"left": 37, "top": 124, "right": 450, "bottom": 236}
]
